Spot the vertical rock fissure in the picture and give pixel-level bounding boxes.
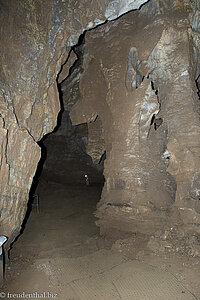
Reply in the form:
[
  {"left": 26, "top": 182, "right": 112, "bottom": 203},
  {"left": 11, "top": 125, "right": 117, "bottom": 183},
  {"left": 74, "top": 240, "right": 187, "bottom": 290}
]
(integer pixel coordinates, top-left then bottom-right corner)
[
  {"left": 196, "top": 75, "right": 200, "bottom": 99},
  {"left": 40, "top": 37, "right": 106, "bottom": 188}
]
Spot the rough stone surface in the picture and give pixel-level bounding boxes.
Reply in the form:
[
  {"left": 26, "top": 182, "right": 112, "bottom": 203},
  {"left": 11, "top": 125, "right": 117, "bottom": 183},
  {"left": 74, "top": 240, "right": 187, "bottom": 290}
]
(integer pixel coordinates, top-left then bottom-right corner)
[
  {"left": 87, "top": 116, "right": 106, "bottom": 165},
  {"left": 70, "top": 0, "right": 200, "bottom": 244},
  {"left": 57, "top": 49, "right": 78, "bottom": 84}
]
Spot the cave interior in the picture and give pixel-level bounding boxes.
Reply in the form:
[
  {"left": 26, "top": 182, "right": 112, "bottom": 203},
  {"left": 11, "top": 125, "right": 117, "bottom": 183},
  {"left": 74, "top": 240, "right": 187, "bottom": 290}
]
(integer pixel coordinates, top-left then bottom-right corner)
[{"left": 0, "top": 0, "right": 200, "bottom": 298}]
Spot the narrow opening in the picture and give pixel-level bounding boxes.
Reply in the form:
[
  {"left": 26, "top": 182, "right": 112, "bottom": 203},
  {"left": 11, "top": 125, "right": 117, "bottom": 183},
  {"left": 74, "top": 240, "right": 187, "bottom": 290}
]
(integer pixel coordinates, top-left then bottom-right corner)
[
  {"left": 154, "top": 117, "right": 163, "bottom": 130},
  {"left": 8, "top": 35, "right": 106, "bottom": 270},
  {"left": 196, "top": 74, "right": 200, "bottom": 99}
]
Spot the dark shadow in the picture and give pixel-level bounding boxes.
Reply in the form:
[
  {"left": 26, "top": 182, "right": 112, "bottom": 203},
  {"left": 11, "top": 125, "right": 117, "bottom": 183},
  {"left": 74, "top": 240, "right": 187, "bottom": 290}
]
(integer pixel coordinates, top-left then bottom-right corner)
[
  {"left": 196, "top": 74, "right": 200, "bottom": 100},
  {"left": 2, "top": 245, "right": 7, "bottom": 279},
  {"left": 57, "top": 32, "right": 85, "bottom": 86}
]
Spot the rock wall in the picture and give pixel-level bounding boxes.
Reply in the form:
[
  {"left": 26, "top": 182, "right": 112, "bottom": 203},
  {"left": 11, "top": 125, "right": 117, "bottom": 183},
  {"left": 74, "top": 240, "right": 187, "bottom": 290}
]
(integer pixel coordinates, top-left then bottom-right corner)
[
  {"left": 70, "top": 0, "right": 200, "bottom": 241},
  {"left": 0, "top": 0, "right": 149, "bottom": 249}
]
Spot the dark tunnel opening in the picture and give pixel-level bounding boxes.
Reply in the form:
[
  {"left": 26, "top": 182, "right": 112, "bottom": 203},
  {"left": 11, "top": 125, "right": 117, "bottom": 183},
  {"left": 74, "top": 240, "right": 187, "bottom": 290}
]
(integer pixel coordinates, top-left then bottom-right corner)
[{"left": 8, "top": 33, "right": 106, "bottom": 265}]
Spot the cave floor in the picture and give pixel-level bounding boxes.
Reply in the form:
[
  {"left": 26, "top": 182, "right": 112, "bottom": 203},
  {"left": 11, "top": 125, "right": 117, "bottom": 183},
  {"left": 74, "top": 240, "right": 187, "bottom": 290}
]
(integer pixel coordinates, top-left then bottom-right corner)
[{"left": 3, "top": 182, "right": 200, "bottom": 299}]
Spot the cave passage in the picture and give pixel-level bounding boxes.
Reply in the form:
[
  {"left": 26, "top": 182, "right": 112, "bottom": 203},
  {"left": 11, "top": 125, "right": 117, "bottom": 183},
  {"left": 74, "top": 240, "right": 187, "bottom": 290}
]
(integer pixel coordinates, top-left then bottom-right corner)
[
  {"left": 11, "top": 74, "right": 106, "bottom": 257},
  {"left": 4, "top": 38, "right": 109, "bottom": 289},
  {"left": 4, "top": 81, "right": 109, "bottom": 293},
  {"left": 3, "top": 3, "right": 200, "bottom": 298},
  {"left": 14, "top": 31, "right": 107, "bottom": 259}
]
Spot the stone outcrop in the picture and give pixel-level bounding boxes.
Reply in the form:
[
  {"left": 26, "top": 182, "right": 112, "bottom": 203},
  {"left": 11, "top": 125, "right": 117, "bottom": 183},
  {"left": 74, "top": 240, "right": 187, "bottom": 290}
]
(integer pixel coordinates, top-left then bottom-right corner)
[
  {"left": 148, "top": 23, "right": 200, "bottom": 234},
  {"left": 86, "top": 116, "right": 106, "bottom": 165},
  {"left": 70, "top": 0, "right": 200, "bottom": 243}
]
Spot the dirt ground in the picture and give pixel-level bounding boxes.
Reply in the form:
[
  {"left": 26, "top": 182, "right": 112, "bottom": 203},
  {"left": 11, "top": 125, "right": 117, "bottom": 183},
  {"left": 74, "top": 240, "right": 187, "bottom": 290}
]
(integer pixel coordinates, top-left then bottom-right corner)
[{"left": 2, "top": 182, "right": 200, "bottom": 299}]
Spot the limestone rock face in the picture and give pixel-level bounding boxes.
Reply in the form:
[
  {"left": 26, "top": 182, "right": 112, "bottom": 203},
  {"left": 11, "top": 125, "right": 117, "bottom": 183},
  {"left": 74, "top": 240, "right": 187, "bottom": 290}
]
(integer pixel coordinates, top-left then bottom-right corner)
[
  {"left": 70, "top": 1, "right": 200, "bottom": 237},
  {"left": 87, "top": 116, "right": 106, "bottom": 165},
  {"left": 148, "top": 23, "right": 200, "bottom": 233},
  {"left": 0, "top": 0, "right": 149, "bottom": 248}
]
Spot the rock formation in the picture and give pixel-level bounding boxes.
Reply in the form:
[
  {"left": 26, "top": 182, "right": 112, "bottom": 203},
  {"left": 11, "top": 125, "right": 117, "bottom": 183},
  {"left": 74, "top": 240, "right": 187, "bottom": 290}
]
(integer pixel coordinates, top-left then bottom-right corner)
[
  {"left": 70, "top": 1, "right": 200, "bottom": 244},
  {"left": 0, "top": 0, "right": 200, "bottom": 253}
]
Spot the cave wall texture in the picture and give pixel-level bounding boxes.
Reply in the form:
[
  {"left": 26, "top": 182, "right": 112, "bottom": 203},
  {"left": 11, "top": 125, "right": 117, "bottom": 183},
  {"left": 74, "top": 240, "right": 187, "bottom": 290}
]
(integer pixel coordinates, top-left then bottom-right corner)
[
  {"left": 0, "top": 0, "right": 200, "bottom": 251},
  {"left": 70, "top": 0, "right": 200, "bottom": 240}
]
